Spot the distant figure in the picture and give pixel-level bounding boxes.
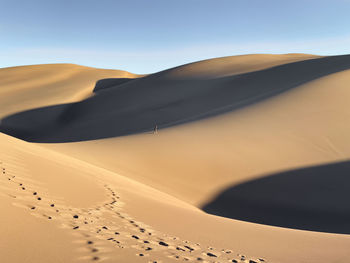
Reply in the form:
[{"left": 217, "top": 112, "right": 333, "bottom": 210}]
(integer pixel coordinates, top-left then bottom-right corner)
[{"left": 153, "top": 124, "right": 158, "bottom": 134}]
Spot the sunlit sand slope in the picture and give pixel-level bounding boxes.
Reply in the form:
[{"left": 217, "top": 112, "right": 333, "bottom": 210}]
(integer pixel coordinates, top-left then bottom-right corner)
[
  {"left": 0, "top": 63, "right": 140, "bottom": 118},
  {"left": 1, "top": 133, "right": 350, "bottom": 263}
]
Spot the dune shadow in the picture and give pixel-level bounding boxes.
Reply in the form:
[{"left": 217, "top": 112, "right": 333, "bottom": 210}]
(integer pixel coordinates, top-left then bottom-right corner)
[
  {"left": 1, "top": 55, "right": 350, "bottom": 142},
  {"left": 202, "top": 160, "right": 350, "bottom": 234},
  {"left": 93, "top": 78, "right": 135, "bottom": 93}
]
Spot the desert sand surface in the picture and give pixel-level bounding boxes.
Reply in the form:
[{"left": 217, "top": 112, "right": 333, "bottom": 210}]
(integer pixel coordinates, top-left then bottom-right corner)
[
  {"left": 0, "top": 63, "right": 141, "bottom": 118},
  {"left": 2, "top": 54, "right": 350, "bottom": 263}
]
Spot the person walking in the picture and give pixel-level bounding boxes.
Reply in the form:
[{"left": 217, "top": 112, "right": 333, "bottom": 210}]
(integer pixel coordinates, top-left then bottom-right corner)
[{"left": 153, "top": 124, "right": 158, "bottom": 134}]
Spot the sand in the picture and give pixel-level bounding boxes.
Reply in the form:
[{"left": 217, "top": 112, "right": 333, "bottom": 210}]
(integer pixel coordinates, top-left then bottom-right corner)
[
  {"left": 1, "top": 54, "right": 350, "bottom": 263},
  {"left": 0, "top": 63, "right": 141, "bottom": 118}
]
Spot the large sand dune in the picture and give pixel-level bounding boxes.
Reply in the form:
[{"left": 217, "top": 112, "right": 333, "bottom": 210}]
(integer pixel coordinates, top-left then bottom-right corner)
[
  {"left": 2, "top": 54, "right": 350, "bottom": 263},
  {"left": 0, "top": 53, "right": 325, "bottom": 142}
]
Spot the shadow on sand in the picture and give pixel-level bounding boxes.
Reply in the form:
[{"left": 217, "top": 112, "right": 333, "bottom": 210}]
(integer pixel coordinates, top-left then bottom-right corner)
[
  {"left": 203, "top": 160, "right": 350, "bottom": 234},
  {"left": 93, "top": 78, "right": 135, "bottom": 93},
  {"left": 1, "top": 55, "right": 350, "bottom": 142}
]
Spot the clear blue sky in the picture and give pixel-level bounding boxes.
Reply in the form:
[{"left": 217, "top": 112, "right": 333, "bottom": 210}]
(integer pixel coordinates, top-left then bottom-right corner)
[{"left": 1, "top": 0, "right": 349, "bottom": 73}]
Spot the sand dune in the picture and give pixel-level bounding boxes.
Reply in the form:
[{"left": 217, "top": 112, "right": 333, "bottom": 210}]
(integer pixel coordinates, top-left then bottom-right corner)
[
  {"left": 2, "top": 133, "right": 350, "bottom": 263},
  {"left": 0, "top": 63, "right": 141, "bottom": 118},
  {"left": 2, "top": 54, "right": 350, "bottom": 263},
  {"left": 44, "top": 64, "right": 350, "bottom": 207},
  {"left": 0, "top": 53, "right": 324, "bottom": 142}
]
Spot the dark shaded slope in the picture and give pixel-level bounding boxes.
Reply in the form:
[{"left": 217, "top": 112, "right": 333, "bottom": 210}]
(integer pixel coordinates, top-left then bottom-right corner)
[
  {"left": 203, "top": 160, "right": 350, "bottom": 234},
  {"left": 93, "top": 78, "right": 135, "bottom": 93},
  {"left": 1, "top": 55, "right": 350, "bottom": 142}
]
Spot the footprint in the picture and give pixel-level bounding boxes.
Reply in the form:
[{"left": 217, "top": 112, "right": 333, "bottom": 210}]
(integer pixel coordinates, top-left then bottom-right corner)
[
  {"left": 158, "top": 241, "right": 169, "bottom": 247},
  {"left": 184, "top": 245, "right": 194, "bottom": 252},
  {"left": 206, "top": 252, "right": 217, "bottom": 258}
]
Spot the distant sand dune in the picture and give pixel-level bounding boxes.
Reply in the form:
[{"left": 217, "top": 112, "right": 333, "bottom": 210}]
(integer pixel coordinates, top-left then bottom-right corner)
[
  {"left": 8, "top": 54, "right": 350, "bottom": 142},
  {"left": 0, "top": 63, "right": 141, "bottom": 118}
]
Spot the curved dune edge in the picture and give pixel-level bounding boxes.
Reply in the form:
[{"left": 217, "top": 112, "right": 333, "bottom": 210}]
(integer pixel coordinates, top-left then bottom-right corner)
[
  {"left": 2, "top": 133, "right": 350, "bottom": 263},
  {"left": 203, "top": 160, "right": 350, "bottom": 234},
  {"left": 155, "top": 53, "right": 320, "bottom": 79}
]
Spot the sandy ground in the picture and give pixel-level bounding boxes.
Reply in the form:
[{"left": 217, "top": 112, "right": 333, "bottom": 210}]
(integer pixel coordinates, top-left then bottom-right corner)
[
  {"left": 2, "top": 133, "right": 350, "bottom": 263},
  {"left": 1, "top": 54, "right": 350, "bottom": 263},
  {"left": 0, "top": 63, "right": 141, "bottom": 118}
]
